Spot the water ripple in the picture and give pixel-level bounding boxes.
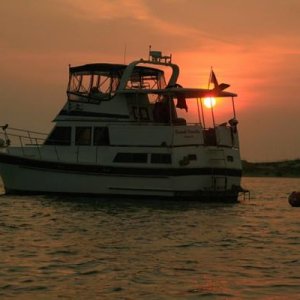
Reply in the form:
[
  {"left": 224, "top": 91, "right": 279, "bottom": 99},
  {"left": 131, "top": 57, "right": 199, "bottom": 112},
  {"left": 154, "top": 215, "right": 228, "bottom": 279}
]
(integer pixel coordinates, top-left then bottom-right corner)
[{"left": 0, "top": 177, "right": 300, "bottom": 298}]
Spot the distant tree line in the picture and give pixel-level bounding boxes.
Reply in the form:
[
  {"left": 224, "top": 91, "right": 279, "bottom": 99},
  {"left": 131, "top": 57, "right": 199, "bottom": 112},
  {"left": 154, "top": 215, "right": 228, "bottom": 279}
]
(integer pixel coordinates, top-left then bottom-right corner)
[{"left": 242, "top": 159, "right": 300, "bottom": 177}]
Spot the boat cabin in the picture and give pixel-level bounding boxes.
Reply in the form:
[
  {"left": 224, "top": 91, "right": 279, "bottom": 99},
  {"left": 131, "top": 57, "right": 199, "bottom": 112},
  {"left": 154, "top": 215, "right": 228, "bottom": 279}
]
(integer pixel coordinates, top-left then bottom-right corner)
[{"left": 48, "top": 52, "right": 239, "bottom": 150}]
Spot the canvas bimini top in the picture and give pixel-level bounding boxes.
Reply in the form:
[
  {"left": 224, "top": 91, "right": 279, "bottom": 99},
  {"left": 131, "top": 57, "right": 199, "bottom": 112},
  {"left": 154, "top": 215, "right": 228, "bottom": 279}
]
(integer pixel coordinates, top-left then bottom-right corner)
[{"left": 67, "top": 62, "right": 167, "bottom": 101}]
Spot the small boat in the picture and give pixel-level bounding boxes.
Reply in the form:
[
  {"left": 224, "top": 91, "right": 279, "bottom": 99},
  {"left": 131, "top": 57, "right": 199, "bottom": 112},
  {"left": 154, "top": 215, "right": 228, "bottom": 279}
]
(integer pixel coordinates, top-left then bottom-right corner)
[
  {"left": 0, "top": 48, "right": 246, "bottom": 201},
  {"left": 288, "top": 191, "right": 300, "bottom": 207}
]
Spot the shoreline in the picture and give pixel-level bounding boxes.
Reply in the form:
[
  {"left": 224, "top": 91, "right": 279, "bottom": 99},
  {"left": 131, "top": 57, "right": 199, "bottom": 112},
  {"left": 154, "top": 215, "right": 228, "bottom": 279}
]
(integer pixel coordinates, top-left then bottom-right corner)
[{"left": 242, "top": 159, "right": 300, "bottom": 178}]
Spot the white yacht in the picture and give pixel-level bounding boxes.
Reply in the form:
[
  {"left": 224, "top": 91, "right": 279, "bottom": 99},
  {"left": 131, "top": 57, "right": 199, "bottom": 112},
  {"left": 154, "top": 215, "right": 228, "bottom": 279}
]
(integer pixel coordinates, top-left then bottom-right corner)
[{"left": 0, "top": 50, "right": 246, "bottom": 201}]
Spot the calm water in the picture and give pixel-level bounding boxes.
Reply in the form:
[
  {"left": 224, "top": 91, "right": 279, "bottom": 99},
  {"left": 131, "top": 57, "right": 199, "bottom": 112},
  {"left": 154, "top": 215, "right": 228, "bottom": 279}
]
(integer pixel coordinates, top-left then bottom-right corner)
[{"left": 0, "top": 177, "right": 300, "bottom": 299}]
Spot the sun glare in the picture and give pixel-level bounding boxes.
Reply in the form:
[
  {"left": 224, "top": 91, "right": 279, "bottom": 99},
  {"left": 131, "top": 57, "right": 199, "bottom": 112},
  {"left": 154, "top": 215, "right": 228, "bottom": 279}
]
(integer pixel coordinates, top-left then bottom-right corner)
[{"left": 203, "top": 97, "right": 216, "bottom": 108}]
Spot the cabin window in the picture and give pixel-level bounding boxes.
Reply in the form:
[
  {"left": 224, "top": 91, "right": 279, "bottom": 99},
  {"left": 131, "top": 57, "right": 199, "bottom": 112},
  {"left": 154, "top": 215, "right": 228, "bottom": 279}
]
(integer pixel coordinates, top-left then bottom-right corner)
[
  {"left": 44, "top": 127, "right": 71, "bottom": 146},
  {"left": 94, "top": 127, "right": 110, "bottom": 145},
  {"left": 113, "top": 153, "right": 148, "bottom": 163},
  {"left": 188, "top": 154, "right": 197, "bottom": 161},
  {"left": 227, "top": 155, "right": 234, "bottom": 162},
  {"left": 75, "top": 127, "right": 92, "bottom": 146},
  {"left": 151, "top": 153, "right": 172, "bottom": 164},
  {"left": 133, "top": 107, "right": 149, "bottom": 120}
]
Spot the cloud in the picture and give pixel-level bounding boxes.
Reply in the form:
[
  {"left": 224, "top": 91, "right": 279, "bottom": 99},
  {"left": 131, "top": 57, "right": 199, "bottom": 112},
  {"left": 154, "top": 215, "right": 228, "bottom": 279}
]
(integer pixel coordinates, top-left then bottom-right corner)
[
  {"left": 64, "top": 0, "right": 149, "bottom": 20},
  {"left": 63, "top": 0, "right": 200, "bottom": 37}
]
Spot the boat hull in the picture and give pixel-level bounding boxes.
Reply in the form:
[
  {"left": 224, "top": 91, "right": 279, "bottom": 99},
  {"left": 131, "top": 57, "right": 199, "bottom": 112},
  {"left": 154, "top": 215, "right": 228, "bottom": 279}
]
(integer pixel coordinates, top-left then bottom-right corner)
[{"left": 0, "top": 152, "right": 242, "bottom": 202}]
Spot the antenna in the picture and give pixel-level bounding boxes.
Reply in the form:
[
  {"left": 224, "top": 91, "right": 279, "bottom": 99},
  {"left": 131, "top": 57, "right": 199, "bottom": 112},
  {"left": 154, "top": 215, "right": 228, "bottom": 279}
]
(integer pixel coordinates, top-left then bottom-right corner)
[
  {"left": 123, "top": 43, "right": 127, "bottom": 64},
  {"left": 208, "top": 66, "right": 213, "bottom": 89}
]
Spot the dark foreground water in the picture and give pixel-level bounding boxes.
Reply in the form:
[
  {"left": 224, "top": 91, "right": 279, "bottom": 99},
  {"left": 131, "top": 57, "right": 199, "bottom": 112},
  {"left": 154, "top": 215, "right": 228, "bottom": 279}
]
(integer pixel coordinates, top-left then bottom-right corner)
[{"left": 0, "top": 177, "right": 300, "bottom": 299}]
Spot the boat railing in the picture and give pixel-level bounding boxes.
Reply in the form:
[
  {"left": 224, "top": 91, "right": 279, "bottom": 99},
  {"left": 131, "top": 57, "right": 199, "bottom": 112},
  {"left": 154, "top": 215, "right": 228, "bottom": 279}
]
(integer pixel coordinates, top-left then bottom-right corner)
[
  {"left": 0, "top": 125, "right": 49, "bottom": 158},
  {"left": 0, "top": 125, "right": 100, "bottom": 163},
  {"left": 0, "top": 125, "right": 47, "bottom": 146}
]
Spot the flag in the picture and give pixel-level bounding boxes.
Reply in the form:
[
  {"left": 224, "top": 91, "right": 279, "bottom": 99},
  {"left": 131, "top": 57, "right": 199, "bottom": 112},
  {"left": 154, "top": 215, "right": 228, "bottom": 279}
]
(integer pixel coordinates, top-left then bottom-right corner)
[
  {"left": 218, "top": 83, "right": 230, "bottom": 90},
  {"left": 176, "top": 94, "right": 188, "bottom": 111},
  {"left": 210, "top": 70, "right": 219, "bottom": 89}
]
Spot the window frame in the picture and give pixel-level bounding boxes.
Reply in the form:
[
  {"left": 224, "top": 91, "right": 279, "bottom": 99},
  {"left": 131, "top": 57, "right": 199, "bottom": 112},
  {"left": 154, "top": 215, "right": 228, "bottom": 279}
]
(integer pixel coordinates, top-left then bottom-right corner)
[
  {"left": 113, "top": 152, "right": 148, "bottom": 163},
  {"left": 150, "top": 153, "right": 172, "bottom": 164},
  {"left": 44, "top": 126, "right": 72, "bottom": 146},
  {"left": 93, "top": 127, "right": 110, "bottom": 146},
  {"left": 75, "top": 126, "right": 92, "bottom": 146}
]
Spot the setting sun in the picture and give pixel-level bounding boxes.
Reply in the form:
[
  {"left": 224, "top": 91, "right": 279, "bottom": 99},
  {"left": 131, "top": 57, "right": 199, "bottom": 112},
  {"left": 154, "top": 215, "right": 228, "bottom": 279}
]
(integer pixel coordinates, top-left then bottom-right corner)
[{"left": 203, "top": 97, "right": 216, "bottom": 108}]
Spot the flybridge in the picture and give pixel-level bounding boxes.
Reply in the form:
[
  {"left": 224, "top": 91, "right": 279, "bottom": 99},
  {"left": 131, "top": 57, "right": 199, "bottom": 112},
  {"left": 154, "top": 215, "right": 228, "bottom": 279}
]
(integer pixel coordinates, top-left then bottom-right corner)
[
  {"left": 67, "top": 48, "right": 236, "bottom": 103},
  {"left": 64, "top": 49, "right": 238, "bottom": 128},
  {"left": 66, "top": 47, "right": 177, "bottom": 102},
  {"left": 67, "top": 62, "right": 167, "bottom": 102}
]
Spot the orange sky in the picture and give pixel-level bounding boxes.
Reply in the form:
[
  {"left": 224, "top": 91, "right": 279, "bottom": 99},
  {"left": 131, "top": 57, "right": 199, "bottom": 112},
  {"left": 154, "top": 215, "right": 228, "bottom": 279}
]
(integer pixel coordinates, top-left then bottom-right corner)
[{"left": 1, "top": 0, "right": 300, "bottom": 162}]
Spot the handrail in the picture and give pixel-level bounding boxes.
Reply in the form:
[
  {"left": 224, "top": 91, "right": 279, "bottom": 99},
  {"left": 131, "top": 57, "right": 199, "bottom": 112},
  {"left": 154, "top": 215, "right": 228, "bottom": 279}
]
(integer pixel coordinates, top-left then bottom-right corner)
[
  {"left": 0, "top": 129, "right": 61, "bottom": 161},
  {"left": 4, "top": 127, "right": 48, "bottom": 136},
  {"left": 0, "top": 126, "right": 47, "bottom": 148},
  {"left": 0, "top": 132, "right": 46, "bottom": 144}
]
